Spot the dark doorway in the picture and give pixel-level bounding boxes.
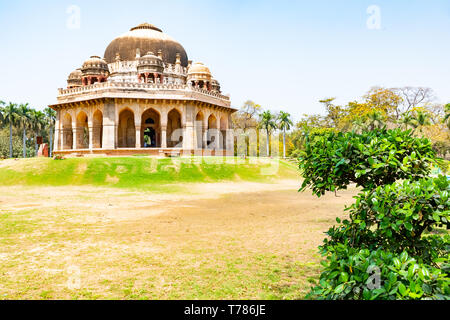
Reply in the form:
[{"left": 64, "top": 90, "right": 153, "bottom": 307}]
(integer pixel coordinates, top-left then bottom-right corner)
[{"left": 144, "top": 127, "right": 156, "bottom": 148}]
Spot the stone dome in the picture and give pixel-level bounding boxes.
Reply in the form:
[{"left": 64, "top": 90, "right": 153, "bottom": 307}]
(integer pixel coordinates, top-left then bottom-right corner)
[
  {"left": 67, "top": 68, "right": 82, "bottom": 87},
  {"left": 104, "top": 23, "right": 189, "bottom": 67},
  {"left": 81, "top": 56, "right": 109, "bottom": 77},
  {"left": 68, "top": 68, "right": 82, "bottom": 80},
  {"left": 137, "top": 51, "right": 164, "bottom": 73},
  {"left": 187, "top": 62, "right": 212, "bottom": 81}
]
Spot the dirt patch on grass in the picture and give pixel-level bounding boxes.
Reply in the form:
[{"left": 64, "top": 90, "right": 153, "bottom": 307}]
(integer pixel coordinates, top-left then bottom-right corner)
[{"left": 0, "top": 180, "right": 356, "bottom": 299}]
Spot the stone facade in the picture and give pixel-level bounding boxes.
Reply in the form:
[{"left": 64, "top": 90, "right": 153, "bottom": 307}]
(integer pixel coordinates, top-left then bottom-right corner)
[{"left": 50, "top": 23, "right": 235, "bottom": 157}]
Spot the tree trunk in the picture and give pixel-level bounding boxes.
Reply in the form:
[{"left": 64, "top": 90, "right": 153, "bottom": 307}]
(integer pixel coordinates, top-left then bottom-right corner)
[
  {"left": 23, "top": 128, "right": 26, "bottom": 158},
  {"left": 283, "top": 129, "right": 286, "bottom": 159},
  {"left": 266, "top": 129, "right": 270, "bottom": 157},
  {"left": 35, "top": 134, "right": 38, "bottom": 157},
  {"left": 9, "top": 121, "right": 13, "bottom": 158}
]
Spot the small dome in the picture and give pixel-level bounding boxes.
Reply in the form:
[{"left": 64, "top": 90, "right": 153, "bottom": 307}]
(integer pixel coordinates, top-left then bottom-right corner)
[
  {"left": 67, "top": 68, "right": 82, "bottom": 88},
  {"left": 187, "top": 62, "right": 212, "bottom": 81},
  {"left": 68, "top": 68, "right": 82, "bottom": 80},
  {"left": 137, "top": 51, "right": 164, "bottom": 73},
  {"left": 81, "top": 56, "right": 109, "bottom": 76}
]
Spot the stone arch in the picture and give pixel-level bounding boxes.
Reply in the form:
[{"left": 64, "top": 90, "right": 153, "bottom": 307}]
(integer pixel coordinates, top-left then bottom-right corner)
[
  {"left": 118, "top": 108, "right": 136, "bottom": 148},
  {"left": 62, "top": 113, "right": 73, "bottom": 150},
  {"left": 167, "top": 108, "right": 183, "bottom": 148},
  {"left": 92, "top": 109, "right": 103, "bottom": 149},
  {"left": 76, "top": 111, "right": 89, "bottom": 149},
  {"left": 141, "top": 108, "right": 161, "bottom": 148},
  {"left": 207, "top": 114, "right": 219, "bottom": 149}
]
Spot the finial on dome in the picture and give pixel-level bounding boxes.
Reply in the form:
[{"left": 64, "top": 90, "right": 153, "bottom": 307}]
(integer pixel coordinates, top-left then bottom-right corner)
[{"left": 130, "top": 23, "right": 163, "bottom": 33}]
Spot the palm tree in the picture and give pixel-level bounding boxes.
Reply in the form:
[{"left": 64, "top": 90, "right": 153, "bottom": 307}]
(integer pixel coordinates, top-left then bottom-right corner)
[
  {"left": 30, "top": 109, "right": 46, "bottom": 156},
  {"left": 367, "top": 110, "right": 384, "bottom": 130},
  {"left": 351, "top": 117, "right": 365, "bottom": 133},
  {"left": 17, "top": 103, "right": 31, "bottom": 158},
  {"left": 414, "top": 110, "right": 431, "bottom": 135},
  {"left": 259, "top": 110, "right": 277, "bottom": 157},
  {"left": 278, "top": 111, "right": 293, "bottom": 158},
  {"left": 44, "top": 107, "right": 56, "bottom": 157},
  {"left": 399, "top": 112, "right": 416, "bottom": 130},
  {"left": 3, "top": 103, "right": 19, "bottom": 158},
  {"left": 0, "top": 100, "right": 5, "bottom": 125},
  {"left": 444, "top": 103, "right": 450, "bottom": 130}
]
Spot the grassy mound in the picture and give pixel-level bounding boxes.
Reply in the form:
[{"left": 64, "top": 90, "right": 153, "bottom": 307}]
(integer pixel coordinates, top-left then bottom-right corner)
[{"left": 0, "top": 157, "right": 298, "bottom": 190}]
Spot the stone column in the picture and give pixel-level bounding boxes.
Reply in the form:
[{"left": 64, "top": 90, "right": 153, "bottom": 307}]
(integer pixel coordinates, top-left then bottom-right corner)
[
  {"left": 183, "top": 125, "right": 194, "bottom": 150},
  {"left": 102, "top": 100, "right": 116, "bottom": 149},
  {"left": 72, "top": 128, "right": 78, "bottom": 150},
  {"left": 88, "top": 126, "right": 94, "bottom": 150},
  {"left": 161, "top": 126, "right": 167, "bottom": 148},
  {"left": 60, "top": 129, "right": 65, "bottom": 150},
  {"left": 135, "top": 123, "right": 141, "bottom": 148}
]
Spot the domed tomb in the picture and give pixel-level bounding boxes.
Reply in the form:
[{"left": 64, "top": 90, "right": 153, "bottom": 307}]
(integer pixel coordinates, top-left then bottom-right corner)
[{"left": 104, "top": 23, "right": 188, "bottom": 67}]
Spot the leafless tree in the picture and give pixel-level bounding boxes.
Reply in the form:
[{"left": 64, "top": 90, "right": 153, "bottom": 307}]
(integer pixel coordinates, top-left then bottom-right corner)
[{"left": 391, "top": 87, "right": 435, "bottom": 120}]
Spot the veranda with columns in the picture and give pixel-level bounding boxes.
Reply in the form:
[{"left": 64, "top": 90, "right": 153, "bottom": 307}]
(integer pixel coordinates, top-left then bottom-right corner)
[{"left": 51, "top": 97, "right": 234, "bottom": 157}]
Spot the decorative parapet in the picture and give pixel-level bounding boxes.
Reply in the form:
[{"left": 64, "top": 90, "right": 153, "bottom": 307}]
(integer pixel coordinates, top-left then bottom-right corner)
[{"left": 55, "top": 81, "right": 231, "bottom": 108}]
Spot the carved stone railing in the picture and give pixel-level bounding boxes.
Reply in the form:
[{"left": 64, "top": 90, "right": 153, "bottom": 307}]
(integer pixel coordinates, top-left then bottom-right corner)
[{"left": 58, "top": 82, "right": 230, "bottom": 101}]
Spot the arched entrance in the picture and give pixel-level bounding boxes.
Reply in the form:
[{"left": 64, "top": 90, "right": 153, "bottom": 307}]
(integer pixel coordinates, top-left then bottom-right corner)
[
  {"left": 141, "top": 108, "right": 161, "bottom": 148},
  {"left": 76, "top": 111, "right": 89, "bottom": 149},
  {"left": 63, "top": 113, "right": 73, "bottom": 150},
  {"left": 167, "top": 109, "right": 182, "bottom": 148},
  {"left": 207, "top": 114, "right": 218, "bottom": 149},
  {"left": 118, "top": 109, "right": 136, "bottom": 148}
]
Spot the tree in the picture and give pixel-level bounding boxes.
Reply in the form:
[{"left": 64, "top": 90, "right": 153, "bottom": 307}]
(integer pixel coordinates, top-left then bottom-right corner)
[
  {"left": 0, "top": 100, "right": 4, "bottom": 125},
  {"left": 17, "top": 103, "right": 31, "bottom": 158},
  {"left": 300, "top": 129, "right": 449, "bottom": 300},
  {"left": 232, "top": 101, "right": 262, "bottom": 157},
  {"left": 259, "top": 110, "right": 277, "bottom": 157},
  {"left": 399, "top": 112, "right": 416, "bottom": 130},
  {"left": 392, "top": 87, "right": 435, "bottom": 120},
  {"left": 319, "top": 98, "right": 347, "bottom": 129},
  {"left": 278, "top": 111, "right": 293, "bottom": 158},
  {"left": 443, "top": 103, "right": 450, "bottom": 130},
  {"left": 367, "top": 110, "right": 385, "bottom": 130},
  {"left": 44, "top": 107, "right": 56, "bottom": 157},
  {"left": 30, "top": 109, "right": 46, "bottom": 155},
  {"left": 299, "top": 128, "right": 436, "bottom": 197},
  {"left": 3, "top": 103, "right": 19, "bottom": 158},
  {"left": 414, "top": 109, "right": 431, "bottom": 135}
]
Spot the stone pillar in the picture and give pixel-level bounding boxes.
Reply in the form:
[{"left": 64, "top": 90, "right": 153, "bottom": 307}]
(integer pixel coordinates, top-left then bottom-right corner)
[
  {"left": 135, "top": 124, "right": 141, "bottom": 148},
  {"left": 88, "top": 126, "right": 94, "bottom": 150},
  {"left": 203, "top": 129, "right": 208, "bottom": 150},
  {"left": 183, "top": 124, "right": 194, "bottom": 150},
  {"left": 60, "top": 129, "right": 65, "bottom": 150},
  {"left": 102, "top": 100, "right": 116, "bottom": 149},
  {"left": 161, "top": 126, "right": 167, "bottom": 148},
  {"left": 72, "top": 127, "right": 78, "bottom": 149},
  {"left": 54, "top": 113, "right": 60, "bottom": 152}
]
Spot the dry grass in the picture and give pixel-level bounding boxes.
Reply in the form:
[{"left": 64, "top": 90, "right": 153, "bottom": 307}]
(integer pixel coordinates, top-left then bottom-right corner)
[{"left": 0, "top": 180, "right": 357, "bottom": 300}]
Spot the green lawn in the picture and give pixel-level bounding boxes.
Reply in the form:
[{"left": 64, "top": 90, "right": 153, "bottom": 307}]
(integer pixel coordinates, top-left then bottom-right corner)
[{"left": 0, "top": 157, "right": 298, "bottom": 190}]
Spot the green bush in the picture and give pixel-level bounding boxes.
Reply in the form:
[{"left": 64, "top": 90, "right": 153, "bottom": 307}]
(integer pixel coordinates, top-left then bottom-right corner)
[
  {"left": 307, "top": 246, "right": 449, "bottom": 300},
  {"left": 299, "top": 128, "right": 436, "bottom": 197},
  {"left": 300, "top": 129, "right": 449, "bottom": 300},
  {"left": 324, "top": 176, "right": 449, "bottom": 263}
]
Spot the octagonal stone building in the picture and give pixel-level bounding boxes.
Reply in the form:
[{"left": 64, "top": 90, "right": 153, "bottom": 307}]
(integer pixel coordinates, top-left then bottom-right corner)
[{"left": 50, "top": 23, "right": 235, "bottom": 157}]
